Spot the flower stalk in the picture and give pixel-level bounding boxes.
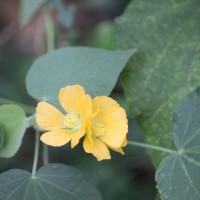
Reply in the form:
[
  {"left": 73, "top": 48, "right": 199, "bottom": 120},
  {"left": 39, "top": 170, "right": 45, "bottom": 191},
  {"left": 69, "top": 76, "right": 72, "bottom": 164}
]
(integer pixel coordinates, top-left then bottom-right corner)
[
  {"left": 40, "top": 5, "right": 55, "bottom": 164},
  {"left": 32, "top": 130, "right": 40, "bottom": 177},
  {"left": 128, "top": 140, "right": 176, "bottom": 154},
  {"left": 42, "top": 143, "right": 49, "bottom": 165}
]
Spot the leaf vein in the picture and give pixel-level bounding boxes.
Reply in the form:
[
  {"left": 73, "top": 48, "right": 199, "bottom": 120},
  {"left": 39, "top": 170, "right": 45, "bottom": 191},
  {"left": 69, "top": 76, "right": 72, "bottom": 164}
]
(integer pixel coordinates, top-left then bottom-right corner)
[
  {"left": 37, "top": 177, "right": 80, "bottom": 200},
  {"left": 180, "top": 157, "right": 200, "bottom": 196}
]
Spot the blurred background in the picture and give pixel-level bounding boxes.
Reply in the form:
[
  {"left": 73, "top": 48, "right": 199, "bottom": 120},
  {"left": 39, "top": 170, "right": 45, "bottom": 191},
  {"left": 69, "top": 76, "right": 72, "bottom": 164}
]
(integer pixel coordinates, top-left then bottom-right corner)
[{"left": 0, "top": 0, "right": 156, "bottom": 199}]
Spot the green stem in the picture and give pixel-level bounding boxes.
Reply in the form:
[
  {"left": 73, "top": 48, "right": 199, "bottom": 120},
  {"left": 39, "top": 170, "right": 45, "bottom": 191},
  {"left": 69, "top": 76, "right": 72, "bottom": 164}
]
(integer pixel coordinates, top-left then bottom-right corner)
[
  {"left": 44, "top": 6, "right": 55, "bottom": 52},
  {"left": 32, "top": 131, "right": 40, "bottom": 177},
  {"left": 39, "top": 6, "right": 55, "bottom": 166},
  {"left": 128, "top": 141, "right": 176, "bottom": 154},
  {"left": 42, "top": 143, "right": 49, "bottom": 165},
  {"left": 0, "top": 97, "right": 35, "bottom": 114}
]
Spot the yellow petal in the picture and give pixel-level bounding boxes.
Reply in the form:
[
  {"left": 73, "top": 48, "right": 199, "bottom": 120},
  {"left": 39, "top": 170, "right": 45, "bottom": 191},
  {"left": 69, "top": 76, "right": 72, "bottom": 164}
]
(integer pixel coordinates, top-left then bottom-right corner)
[
  {"left": 79, "top": 94, "right": 92, "bottom": 123},
  {"left": 101, "top": 107, "right": 128, "bottom": 148},
  {"left": 83, "top": 137, "right": 111, "bottom": 161},
  {"left": 86, "top": 119, "right": 94, "bottom": 144},
  {"left": 36, "top": 102, "right": 64, "bottom": 131},
  {"left": 109, "top": 146, "right": 125, "bottom": 155},
  {"left": 92, "top": 96, "right": 119, "bottom": 114},
  {"left": 40, "top": 129, "right": 72, "bottom": 147},
  {"left": 59, "top": 85, "right": 86, "bottom": 113},
  {"left": 70, "top": 127, "right": 86, "bottom": 148},
  {"left": 108, "top": 138, "right": 127, "bottom": 155},
  {"left": 121, "top": 137, "right": 127, "bottom": 147}
]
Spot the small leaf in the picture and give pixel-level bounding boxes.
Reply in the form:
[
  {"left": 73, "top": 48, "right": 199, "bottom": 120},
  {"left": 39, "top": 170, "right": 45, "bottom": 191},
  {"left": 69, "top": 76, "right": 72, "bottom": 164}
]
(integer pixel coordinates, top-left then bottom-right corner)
[
  {"left": 20, "top": 0, "right": 47, "bottom": 26},
  {"left": 115, "top": 0, "right": 200, "bottom": 166},
  {"left": 0, "top": 163, "right": 102, "bottom": 200},
  {"left": 156, "top": 88, "right": 200, "bottom": 200},
  {"left": 26, "top": 47, "right": 135, "bottom": 107},
  {"left": 0, "top": 105, "right": 28, "bottom": 157}
]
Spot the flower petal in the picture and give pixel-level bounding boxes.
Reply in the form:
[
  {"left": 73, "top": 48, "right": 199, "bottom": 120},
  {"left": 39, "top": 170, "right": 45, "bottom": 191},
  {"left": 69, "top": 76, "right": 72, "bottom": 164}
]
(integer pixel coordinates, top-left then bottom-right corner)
[
  {"left": 121, "top": 137, "right": 127, "bottom": 147},
  {"left": 70, "top": 127, "right": 86, "bottom": 148},
  {"left": 109, "top": 147, "right": 124, "bottom": 155},
  {"left": 59, "top": 85, "right": 86, "bottom": 113},
  {"left": 40, "top": 129, "right": 72, "bottom": 147},
  {"left": 100, "top": 107, "right": 128, "bottom": 148},
  {"left": 79, "top": 94, "right": 92, "bottom": 123},
  {"left": 83, "top": 137, "right": 111, "bottom": 161},
  {"left": 36, "top": 102, "right": 64, "bottom": 131},
  {"left": 108, "top": 138, "right": 127, "bottom": 155},
  {"left": 92, "top": 96, "right": 119, "bottom": 114}
]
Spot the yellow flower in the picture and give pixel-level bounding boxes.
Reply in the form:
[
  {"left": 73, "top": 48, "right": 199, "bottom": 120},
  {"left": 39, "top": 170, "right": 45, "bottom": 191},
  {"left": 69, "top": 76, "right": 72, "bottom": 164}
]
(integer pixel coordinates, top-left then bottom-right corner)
[
  {"left": 83, "top": 96, "right": 128, "bottom": 161},
  {"left": 36, "top": 85, "right": 92, "bottom": 148}
]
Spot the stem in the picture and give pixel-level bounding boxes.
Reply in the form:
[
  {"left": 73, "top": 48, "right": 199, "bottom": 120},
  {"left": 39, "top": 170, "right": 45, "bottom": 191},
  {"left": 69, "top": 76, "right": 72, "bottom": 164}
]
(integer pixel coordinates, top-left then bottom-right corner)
[
  {"left": 39, "top": 6, "right": 55, "bottom": 166},
  {"left": 42, "top": 143, "right": 49, "bottom": 165},
  {"left": 44, "top": 6, "right": 55, "bottom": 52},
  {"left": 128, "top": 141, "right": 176, "bottom": 154},
  {"left": 0, "top": 97, "right": 35, "bottom": 114},
  {"left": 32, "top": 131, "right": 40, "bottom": 177}
]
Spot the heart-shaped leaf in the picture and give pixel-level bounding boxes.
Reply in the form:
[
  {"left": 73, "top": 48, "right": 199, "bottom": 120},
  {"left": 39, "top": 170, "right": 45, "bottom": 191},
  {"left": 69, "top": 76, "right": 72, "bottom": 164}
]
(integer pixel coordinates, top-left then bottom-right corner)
[
  {"left": 156, "top": 88, "right": 200, "bottom": 200},
  {"left": 0, "top": 105, "right": 28, "bottom": 157},
  {"left": 26, "top": 47, "right": 135, "bottom": 107},
  {"left": 115, "top": 0, "right": 200, "bottom": 166},
  {"left": 0, "top": 163, "right": 102, "bottom": 200}
]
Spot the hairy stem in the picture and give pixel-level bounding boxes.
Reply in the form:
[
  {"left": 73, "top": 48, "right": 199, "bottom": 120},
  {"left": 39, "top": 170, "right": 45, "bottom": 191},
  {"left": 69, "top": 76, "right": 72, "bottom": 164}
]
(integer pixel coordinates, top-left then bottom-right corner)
[
  {"left": 128, "top": 141, "right": 176, "bottom": 154},
  {"left": 42, "top": 143, "right": 49, "bottom": 165},
  {"left": 32, "top": 131, "right": 40, "bottom": 177},
  {"left": 39, "top": 6, "right": 55, "bottom": 165}
]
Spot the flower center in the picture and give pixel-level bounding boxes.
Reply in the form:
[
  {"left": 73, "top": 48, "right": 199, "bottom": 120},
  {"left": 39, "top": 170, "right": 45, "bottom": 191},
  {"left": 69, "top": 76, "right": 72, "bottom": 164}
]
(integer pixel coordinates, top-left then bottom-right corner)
[
  {"left": 64, "top": 113, "right": 80, "bottom": 130},
  {"left": 91, "top": 122, "right": 105, "bottom": 138}
]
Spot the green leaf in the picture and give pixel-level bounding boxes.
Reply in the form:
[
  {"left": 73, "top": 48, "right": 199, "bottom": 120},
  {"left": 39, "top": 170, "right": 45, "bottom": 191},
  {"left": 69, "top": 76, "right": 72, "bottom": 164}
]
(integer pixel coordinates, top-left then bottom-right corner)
[
  {"left": 0, "top": 105, "right": 28, "bottom": 157},
  {"left": 0, "top": 163, "right": 102, "bottom": 200},
  {"left": 156, "top": 88, "right": 200, "bottom": 200},
  {"left": 115, "top": 0, "right": 200, "bottom": 166},
  {"left": 20, "top": 0, "right": 47, "bottom": 26},
  {"left": 26, "top": 47, "right": 135, "bottom": 107}
]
